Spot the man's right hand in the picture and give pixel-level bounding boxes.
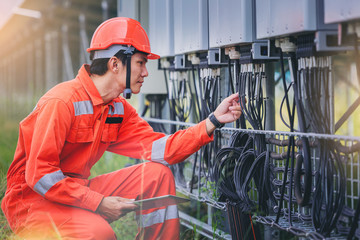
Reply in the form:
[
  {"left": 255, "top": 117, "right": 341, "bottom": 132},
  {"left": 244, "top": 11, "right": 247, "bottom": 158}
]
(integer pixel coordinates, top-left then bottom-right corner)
[{"left": 97, "top": 196, "right": 139, "bottom": 222}]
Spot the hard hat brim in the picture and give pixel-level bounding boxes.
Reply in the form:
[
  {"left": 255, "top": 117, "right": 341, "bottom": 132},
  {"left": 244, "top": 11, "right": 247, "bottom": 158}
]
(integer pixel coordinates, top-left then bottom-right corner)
[
  {"left": 87, "top": 44, "right": 160, "bottom": 60},
  {"left": 147, "top": 53, "right": 160, "bottom": 60}
]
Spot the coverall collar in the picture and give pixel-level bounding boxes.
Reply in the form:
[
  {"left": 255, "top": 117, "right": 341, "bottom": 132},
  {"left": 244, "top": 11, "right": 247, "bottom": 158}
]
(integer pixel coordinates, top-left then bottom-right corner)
[{"left": 77, "top": 64, "right": 105, "bottom": 106}]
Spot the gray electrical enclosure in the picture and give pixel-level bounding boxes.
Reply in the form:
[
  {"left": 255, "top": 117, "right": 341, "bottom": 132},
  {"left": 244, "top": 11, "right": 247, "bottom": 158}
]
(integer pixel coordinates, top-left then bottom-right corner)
[
  {"left": 208, "top": 0, "right": 254, "bottom": 48},
  {"left": 256, "top": 0, "right": 317, "bottom": 39},
  {"left": 149, "top": 0, "right": 174, "bottom": 57},
  {"left": 324, "top": 0, "right": 360, "bottom": 23},
  {"left": 174, "top": 0, "right": 209, "bottom": 54}
]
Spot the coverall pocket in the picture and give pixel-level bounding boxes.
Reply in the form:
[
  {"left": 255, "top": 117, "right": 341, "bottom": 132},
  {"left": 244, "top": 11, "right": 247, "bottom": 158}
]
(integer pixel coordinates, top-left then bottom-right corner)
[
  {"left": 66, "top": 127, "right": 94, "bottom": 143},
  {"left": 101, "top": 124, "right": 120, "bottom": 142}
]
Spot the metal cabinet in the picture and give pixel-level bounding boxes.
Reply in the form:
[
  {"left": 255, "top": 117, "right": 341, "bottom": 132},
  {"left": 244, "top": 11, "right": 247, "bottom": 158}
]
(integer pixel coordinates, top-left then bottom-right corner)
[
  {"left": 324, "top": 0, "right": 360, "bottom": 23},
  {"left": 174, "top": 0, "right": 208, "bottom": 54},
  {"left": 256, "top": 0, "right": 317, "bottom": 38},
  {"left": 149, "top": 0, "right": 174, "bottom": 57},
  {"left": 208, "top": 0, "right": 254, "bottom": 48}
]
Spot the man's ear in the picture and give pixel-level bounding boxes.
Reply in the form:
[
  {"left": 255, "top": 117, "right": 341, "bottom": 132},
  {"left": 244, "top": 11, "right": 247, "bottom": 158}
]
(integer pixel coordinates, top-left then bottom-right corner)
[{"left": 108, "top": 57, "right": 119, "bottom": 73}]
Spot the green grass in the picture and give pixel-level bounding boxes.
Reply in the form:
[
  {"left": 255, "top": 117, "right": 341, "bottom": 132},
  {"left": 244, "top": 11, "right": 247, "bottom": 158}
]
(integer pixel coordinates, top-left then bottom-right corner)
[
  {"left": 0, "top": 114, "right": 20, "bottom": 239},
  {"left": 0, "top": 118, "right": 19, "bottom": 174},
  {"left": 0, "top": 171, "right": 16, "bottom": 239}
]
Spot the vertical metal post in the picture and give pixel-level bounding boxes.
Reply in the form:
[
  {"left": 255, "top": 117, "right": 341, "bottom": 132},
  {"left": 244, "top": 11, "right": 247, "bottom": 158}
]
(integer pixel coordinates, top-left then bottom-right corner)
[
  {"left": 117, "top": 0, "right": 122, "bottom": 17},
  {"left": 2, "top": 59, "right": 7, "bottom": 115},
  {"left": 45, "top": 32, "right": 59, "bottom": 91},
  {"left": 265, "top": 62, "right": 275, "bottom": 131},
  {"left": 264, "top": 61, "right": 278, "bottom": 240},
  {"left": 329, "top": 57, "right": 335, "bottom": 134},
  {"left": 102, "top": 0, "right": 109, "bottom": 21},
  {"left": 10, "top": 53, "right": 16, "bottom": 117},
  {"left": 207, "top": 204, "right": 212, "bottom": 226},
  {"left": 62, "top": 24, "right": 74, "bottom": 81},
  {"left": 26, "top": 42, "right": 34, "bottom": 109},
  {"left": 35, "top": 38, "right": 43, "bottom": 97},
  {"left": 79, "top": 13, "right": 91, "bottom": 65},
  {"left": 348, "top": 62, "right": 357, "bottom": 135}
]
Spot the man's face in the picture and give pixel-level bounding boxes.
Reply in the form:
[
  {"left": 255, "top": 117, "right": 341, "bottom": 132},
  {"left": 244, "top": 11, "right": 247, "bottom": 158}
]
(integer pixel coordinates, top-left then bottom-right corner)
[{"left": 129, "top": 52, "right": 148, "bottom": 94}]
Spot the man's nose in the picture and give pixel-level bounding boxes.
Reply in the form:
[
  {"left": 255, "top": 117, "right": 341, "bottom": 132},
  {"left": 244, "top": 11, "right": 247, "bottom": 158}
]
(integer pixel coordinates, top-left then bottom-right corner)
[{"left": 142, "top": 66, "right": 148, "bottom": 77}]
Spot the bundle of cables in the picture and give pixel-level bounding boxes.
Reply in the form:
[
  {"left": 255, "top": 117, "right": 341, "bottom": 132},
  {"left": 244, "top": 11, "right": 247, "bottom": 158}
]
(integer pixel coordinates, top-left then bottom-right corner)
[
  {"left": 260, "top": 50, "right": 314, "bottom": 231},
  {"left": 164, "top": 70, "right": 194, "bottom": 189},
  {"left": 188, "top": 67, "right": 223, "bottom": 192},
  {"left": 238, "top": 63, "right": 266, "bottom": 131},
  {"left": 214, "top": 131, "right": 264, "bottom": 240},
  {"left": 213, "top": 62, "right": 272, "bottom": 217},
  {"left": 235, "top": 62, "right": 271, "bottom": 208},
  {"left": 167, "top": 71, "right": 193, "bottom": 124},
  {"left": 163, "top": 67, "right": 223, "bottom": 192},
  {"left": 297, "top": 56, "right": 346, "bottom": 236}
]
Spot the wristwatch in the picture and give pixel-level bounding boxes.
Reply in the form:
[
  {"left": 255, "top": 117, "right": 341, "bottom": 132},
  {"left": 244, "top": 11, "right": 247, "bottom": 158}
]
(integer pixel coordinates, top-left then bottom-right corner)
[{"left": 208, "top": 112, "right": 225, "bottom": 128}]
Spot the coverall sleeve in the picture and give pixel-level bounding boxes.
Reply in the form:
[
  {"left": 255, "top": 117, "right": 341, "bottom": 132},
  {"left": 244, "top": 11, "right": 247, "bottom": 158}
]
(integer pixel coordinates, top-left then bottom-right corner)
[
  {"left": 25, "top": 99, "right": 103, "bottom": 212},
  {"left": 107, "top": 102, "right": 213, "bottom": 165}
]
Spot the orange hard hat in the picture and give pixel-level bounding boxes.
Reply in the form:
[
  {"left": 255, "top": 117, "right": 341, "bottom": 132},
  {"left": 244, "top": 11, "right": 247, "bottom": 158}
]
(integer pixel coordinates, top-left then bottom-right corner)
[{"left": 87, "top": 17, "right": 160, "bottom": 60}]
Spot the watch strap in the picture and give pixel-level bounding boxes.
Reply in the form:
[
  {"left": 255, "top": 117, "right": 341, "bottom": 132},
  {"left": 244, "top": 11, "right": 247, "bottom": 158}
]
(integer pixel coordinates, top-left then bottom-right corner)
[{"left": 208, "top": 113, "right": 225, "bottom": 128}]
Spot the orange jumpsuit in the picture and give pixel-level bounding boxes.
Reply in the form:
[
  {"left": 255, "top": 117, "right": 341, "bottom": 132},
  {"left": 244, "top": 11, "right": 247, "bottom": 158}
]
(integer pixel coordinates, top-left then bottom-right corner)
[{"left": 1, "top": 65, "right": 213, "bottom": 239}]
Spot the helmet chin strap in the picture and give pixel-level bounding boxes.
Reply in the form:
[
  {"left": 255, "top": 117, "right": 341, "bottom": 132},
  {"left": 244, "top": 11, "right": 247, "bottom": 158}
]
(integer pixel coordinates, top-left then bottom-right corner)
[{"left": 123, "top": 53, "right": 133, "bottom": 99}]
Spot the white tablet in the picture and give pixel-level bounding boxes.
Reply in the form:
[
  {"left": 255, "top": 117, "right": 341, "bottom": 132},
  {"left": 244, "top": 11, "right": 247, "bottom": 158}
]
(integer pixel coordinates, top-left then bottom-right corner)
[{"left": 134, "top": 195, "right": 190, "bottom": 210}]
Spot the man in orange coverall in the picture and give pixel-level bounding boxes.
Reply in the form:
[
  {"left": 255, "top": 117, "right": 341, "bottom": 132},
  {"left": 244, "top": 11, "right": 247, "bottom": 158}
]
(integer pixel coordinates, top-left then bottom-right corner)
[{"left": 1, "top": 17, "right": 242, "bottom": 239}]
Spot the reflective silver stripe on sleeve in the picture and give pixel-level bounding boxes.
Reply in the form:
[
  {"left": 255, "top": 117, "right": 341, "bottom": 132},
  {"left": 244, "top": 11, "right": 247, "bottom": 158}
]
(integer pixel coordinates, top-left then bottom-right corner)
[
  {"left": 151, "top": 135, "right": 170, "bottom": 165},
  {"left": 34, "top": 170, "right": 67, "bottom": 196},
  {"left": 109, "top": 102, "right": 124, "bottom": 115},
  {"left": 136, "top": 205, "right": 179, "bottom": 228},
  {"left": 73, "top": 100, "right": 93, "bottom": 116}
]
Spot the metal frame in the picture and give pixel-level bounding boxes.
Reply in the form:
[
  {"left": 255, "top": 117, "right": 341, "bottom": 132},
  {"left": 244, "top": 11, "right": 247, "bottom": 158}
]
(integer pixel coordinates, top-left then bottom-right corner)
[{"left": 179, "top": 211, "right": 232, "bottom": 240}]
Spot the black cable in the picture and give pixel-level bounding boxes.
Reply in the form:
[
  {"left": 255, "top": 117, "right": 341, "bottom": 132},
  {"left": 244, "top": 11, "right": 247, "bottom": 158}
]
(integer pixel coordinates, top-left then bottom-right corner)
[
  {"left": 236, "top": 60, "right": 247, "bottom": 129},
  {"left": 228, "top": 58, "right": 235, "bottom": 95},
  {"left": 279, "top": 82, "right": 300, "bottom": 131},
  {"left": 289, "top": 54, "right": 312, "bottom": 207},
  {"left": 238, "top": 65, "right": 265, "bottom": 130},
  {"left": 295, "top": 56, "right": 346, "bottom": 236},
  {"left": 275, "top": 50, "right": 296, "bottom": 224},
  {"left": 191, "top": 65, "right": 201, "bottom": 122}
]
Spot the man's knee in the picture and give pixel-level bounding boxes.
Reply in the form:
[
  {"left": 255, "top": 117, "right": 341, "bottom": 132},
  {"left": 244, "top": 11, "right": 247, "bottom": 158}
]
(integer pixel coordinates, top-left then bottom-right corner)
[
  {"left": 22, "top": 203, "right": 116, "bottom": 240},
  {"left": 68, "top": 219, "right": 115, "bottom": 240},
  {"left": 144, "top": 162, "right": 176, "bottom": 195},
  {"left": 61, "top": 211, "right": 116, "bottom": 240},
  {"left": 146, "top": 162, "right": 174, "bottom": 182}
]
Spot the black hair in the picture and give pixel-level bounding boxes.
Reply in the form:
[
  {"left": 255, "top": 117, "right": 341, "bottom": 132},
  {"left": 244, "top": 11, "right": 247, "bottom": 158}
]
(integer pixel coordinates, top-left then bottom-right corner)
[{"left": 89, "top": 50, "right": 127, "bottom": 76}]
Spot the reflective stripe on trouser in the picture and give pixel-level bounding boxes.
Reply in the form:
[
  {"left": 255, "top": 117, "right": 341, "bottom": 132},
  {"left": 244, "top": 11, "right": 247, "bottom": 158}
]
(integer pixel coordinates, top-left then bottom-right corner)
[
  {"left": 89, "top": 161, "right": 180, "bottom": 240},
  {"left": 135, "top": 205, "right": 179, "bottom": 240}
]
